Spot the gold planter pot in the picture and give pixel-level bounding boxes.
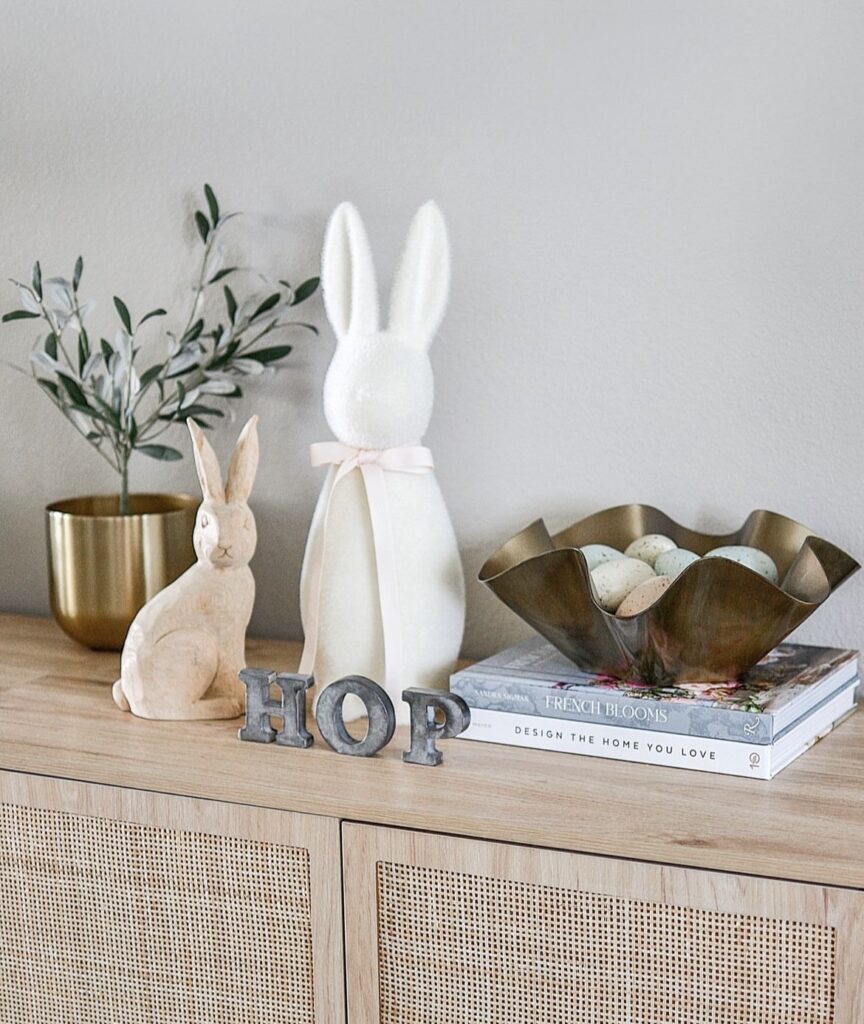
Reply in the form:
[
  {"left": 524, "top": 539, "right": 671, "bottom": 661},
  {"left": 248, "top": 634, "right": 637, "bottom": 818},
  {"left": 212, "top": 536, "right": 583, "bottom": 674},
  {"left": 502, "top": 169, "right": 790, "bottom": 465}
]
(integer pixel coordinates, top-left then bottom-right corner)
[{"left": 46, "top": 493, "right": 198, "bottom": 650}]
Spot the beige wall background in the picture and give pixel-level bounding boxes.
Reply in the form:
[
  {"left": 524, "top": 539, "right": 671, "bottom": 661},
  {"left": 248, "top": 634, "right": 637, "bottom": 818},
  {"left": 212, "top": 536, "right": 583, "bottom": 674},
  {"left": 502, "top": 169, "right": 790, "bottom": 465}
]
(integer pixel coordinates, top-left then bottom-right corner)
[{"left": 1, "top": 0, "right": 862, "bottom": 658}]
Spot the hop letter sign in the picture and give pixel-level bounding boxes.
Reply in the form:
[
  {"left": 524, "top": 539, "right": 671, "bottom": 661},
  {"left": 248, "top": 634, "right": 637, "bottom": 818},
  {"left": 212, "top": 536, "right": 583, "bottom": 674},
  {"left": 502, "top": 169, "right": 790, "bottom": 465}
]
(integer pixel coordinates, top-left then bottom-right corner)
[{"left": 238, "top": 671, "right": 471, "bottom": 766}]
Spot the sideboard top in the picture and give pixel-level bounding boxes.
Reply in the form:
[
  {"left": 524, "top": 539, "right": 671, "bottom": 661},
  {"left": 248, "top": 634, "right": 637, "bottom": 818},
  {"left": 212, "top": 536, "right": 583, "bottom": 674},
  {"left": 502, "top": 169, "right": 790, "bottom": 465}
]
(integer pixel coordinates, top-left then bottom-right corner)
[{"left": 1, "top": 614, "right": 862, "bottom": 890}]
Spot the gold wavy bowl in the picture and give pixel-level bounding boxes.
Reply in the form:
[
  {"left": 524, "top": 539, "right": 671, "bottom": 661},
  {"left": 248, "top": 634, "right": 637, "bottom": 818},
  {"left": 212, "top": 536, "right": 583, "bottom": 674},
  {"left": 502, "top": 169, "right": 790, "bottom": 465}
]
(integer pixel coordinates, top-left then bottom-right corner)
[{"left": 479, "top": 505, "right": 859, "bottom": 684}]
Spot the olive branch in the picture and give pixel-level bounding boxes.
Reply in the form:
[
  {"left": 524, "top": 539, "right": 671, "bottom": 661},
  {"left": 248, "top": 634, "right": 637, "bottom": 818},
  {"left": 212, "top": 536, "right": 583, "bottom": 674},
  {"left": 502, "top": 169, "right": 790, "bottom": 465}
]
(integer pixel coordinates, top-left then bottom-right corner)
[{"left": 3, "top": 184, "right": 319, "bottom": 513}]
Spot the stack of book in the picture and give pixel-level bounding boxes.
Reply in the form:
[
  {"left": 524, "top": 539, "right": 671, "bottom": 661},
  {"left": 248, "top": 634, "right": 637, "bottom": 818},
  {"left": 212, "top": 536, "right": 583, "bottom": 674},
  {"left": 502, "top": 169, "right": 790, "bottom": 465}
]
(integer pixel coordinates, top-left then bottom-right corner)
[{"left": 451, "top": 637, "right": 859, "bottom": 779}]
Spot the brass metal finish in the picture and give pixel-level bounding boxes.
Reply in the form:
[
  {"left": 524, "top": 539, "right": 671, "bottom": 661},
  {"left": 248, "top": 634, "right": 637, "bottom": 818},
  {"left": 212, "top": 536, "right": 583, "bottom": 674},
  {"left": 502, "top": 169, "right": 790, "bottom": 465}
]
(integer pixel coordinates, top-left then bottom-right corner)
[
  {"left": 45, "top": 493, "right": 198, "bottom": 650},
  {"left": 480, "top": 505, "right": 859, "bottom": 683}
]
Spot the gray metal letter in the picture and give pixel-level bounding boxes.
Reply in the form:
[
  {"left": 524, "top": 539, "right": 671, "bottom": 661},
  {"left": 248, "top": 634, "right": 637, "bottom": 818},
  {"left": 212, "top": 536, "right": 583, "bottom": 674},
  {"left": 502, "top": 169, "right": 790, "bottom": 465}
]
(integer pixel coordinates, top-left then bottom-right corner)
[
  {"left": 316, "top": 676, "right": 395, "bottom": 757},
  {"left": 238, "top": 668, "right": 314, "bottom": 747},
  {"left": 402, "top": 688, "right": 471, "bottom": 766}
]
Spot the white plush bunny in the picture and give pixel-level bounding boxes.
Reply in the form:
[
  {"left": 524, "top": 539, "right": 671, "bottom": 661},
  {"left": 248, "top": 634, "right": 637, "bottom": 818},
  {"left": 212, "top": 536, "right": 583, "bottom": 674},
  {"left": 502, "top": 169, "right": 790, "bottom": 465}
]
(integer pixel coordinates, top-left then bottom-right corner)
[
  {"left": 113, "top": 416, "right": 260, "bottom": 720},
  {"left": 300, "top": 201, "right": 465, "bottom": 725}
]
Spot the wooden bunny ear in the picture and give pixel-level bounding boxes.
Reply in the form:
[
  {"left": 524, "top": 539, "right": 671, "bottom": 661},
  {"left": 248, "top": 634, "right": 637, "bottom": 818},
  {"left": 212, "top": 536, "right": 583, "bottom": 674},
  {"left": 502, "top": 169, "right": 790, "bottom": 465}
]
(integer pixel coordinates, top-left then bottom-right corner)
[
  {"left": 187, "top": 419, "right": 225, "bottom": 502},
  {"left": 389, "top": 200, "right": 450, "bottom": 347},
  {"left": 321, "top": 202, "right": 379, "bottom": 339},
  {"left": 226, "top": 415, "right": 260, "bottom": 504}
]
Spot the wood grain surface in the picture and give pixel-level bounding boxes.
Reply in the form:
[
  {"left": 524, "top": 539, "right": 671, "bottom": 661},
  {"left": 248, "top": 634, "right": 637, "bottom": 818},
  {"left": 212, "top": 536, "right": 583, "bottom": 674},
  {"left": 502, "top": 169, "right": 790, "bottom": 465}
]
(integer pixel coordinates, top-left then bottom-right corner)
[{"left": 0, "top": 614, "right": 862, "bottom": 890}]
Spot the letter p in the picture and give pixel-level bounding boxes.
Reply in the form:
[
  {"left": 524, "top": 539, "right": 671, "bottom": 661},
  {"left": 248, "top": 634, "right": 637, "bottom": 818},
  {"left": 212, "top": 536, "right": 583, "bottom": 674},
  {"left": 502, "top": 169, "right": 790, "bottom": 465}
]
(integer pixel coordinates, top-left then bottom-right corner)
[{"left": 402, "top": 688, "right": 471, "bottom": 766}]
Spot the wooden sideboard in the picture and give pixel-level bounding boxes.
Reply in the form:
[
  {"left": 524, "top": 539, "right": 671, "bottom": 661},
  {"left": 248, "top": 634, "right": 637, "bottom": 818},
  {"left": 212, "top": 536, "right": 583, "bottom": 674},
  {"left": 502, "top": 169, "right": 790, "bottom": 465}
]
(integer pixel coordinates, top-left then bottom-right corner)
[{"left": 0, "top": 613, "right": 862, "bottom": 1023}]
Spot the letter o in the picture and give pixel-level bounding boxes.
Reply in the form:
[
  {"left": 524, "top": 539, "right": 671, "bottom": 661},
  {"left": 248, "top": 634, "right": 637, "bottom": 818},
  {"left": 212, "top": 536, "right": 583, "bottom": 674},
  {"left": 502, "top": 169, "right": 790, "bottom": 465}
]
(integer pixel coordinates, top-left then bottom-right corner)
[{"left": 316, "top": 676, "right": 396, "bottom": 757}]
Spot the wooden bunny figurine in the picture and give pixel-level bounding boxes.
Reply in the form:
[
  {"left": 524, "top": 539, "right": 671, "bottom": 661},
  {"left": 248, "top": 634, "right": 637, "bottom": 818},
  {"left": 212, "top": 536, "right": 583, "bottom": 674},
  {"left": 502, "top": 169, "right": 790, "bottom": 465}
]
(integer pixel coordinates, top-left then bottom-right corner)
[
  {"left": 300, "top": 202, "right": 465, "bottom": 725},
  {"left": 113, "top": 416, "right": 259, "bottom": 720}
]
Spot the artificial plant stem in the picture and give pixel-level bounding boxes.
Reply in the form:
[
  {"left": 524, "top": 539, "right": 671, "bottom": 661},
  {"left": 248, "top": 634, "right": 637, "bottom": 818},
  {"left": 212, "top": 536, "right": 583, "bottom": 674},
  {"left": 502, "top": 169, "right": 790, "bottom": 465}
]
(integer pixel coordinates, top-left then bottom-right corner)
[
  {"left": 51, "top": 394, "right": 122, "bottom": 473},
  {"left": 119, "top": 451, "right": 130, "bottom": 516},
  {"left": 178, "top": 220, "right": 219, "bottom": 340},
  {"left": 133, "top": 230, "right": 216, "bottom": 435},
  {"left": 36, "top": 296, "right": 76, "bottom": 373}
]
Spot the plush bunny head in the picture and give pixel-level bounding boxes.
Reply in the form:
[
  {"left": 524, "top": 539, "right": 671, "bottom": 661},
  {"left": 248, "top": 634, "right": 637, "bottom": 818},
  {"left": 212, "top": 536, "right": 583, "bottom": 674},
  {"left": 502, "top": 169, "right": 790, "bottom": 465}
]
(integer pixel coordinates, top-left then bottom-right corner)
[
  {"left": 321, "top": 201, "right": 450, "bottom": 449},
  {"left": 187, "top": 415, "right": 259, "bottom": 569}
]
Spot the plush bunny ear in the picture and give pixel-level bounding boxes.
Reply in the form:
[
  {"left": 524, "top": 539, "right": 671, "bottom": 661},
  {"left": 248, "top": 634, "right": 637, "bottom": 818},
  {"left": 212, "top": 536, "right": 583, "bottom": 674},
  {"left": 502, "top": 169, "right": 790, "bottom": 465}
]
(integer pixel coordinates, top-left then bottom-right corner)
[
  {"left": 187, "top": 419, "right": 225, "bottom": 502},
  {"left": 225, "top": 415, "right": 260, "bottom": 504},
  {"left": 388, "top": 201, "right": 450, "bottom": 347},
  {"left": 321, "top": 202, "right": 379, "bottom": 339}
]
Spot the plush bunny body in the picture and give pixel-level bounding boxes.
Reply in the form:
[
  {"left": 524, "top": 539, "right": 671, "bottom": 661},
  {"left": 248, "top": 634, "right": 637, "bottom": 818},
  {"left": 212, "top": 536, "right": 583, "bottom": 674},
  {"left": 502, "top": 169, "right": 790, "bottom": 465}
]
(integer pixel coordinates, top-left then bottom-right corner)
[
  {"left": 113, "top": 416, "right": 260, "bottom": 720},
  {"left": 300, "top": 201, "right": 465, "bottom": 725},
  {"left": 301, "top": 464, "right": 464, "bottom": 699}
]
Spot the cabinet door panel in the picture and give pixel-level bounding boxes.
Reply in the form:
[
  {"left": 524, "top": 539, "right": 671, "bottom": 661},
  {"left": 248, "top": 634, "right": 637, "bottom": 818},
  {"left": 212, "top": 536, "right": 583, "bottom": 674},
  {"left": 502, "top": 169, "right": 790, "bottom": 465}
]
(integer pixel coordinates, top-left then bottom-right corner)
[
  {"left": 0, "top": 771, "right": 344, "bottom": 1024},
  {"left": 343, "top": 823, "right": 863, "bottom": 1024}
]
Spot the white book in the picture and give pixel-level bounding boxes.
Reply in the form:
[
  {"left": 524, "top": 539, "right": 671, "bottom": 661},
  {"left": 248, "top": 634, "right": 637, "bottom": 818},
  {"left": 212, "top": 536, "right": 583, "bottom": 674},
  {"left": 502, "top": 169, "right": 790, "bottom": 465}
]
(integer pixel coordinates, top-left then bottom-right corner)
[{"left": 459, "top": 680, "right": 858, "bottom": 779}]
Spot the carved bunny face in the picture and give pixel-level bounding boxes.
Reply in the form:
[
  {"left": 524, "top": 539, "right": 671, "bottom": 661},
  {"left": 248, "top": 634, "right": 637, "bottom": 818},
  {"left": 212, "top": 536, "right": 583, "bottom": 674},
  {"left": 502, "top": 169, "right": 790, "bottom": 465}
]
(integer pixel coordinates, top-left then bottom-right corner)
[
  {"left": 188, "top": 416, "right": 260, "bottom": 569},
  {"left": 321, "top": 202, "right": 450, "bottom": 450},
  {"left": 194, "top": 501, "right": 257, "bottom": 568}
]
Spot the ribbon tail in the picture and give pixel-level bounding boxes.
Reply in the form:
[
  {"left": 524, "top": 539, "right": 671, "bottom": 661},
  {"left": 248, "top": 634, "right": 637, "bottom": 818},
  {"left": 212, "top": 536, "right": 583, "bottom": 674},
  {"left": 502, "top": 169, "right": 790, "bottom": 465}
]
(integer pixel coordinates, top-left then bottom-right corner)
[
  {"left": 360, "top": 463, "right": 404, "bottom": 697},
  {"left": 298, "top": 485, "right": 329, "bottom": 678},
  {"left": 298, "top": 461, "right": 355, "bottom": 678}
]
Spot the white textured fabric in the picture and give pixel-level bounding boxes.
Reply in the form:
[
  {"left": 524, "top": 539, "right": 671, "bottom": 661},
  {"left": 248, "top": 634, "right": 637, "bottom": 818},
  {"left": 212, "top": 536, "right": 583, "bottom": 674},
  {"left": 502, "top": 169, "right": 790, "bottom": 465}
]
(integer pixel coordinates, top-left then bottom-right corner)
[{"left": 300, "top": 203, "right": 465, "bottom": 725}]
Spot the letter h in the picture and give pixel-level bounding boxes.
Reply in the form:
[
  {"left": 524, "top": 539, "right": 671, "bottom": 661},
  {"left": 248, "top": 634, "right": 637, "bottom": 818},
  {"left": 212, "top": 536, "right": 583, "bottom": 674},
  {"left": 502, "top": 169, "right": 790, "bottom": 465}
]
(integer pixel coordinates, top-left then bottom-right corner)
[{"left": 238, "top": 668, "right": 314, "bottom": 748}]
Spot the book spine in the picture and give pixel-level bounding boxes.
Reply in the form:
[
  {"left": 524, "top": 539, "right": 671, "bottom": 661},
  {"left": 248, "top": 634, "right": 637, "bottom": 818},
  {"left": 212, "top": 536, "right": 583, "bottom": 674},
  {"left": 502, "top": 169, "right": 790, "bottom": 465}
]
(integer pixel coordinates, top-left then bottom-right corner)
[
  {"left": 460, "top": 707, "right": 774, "bottom": 778},
  {"left": 451, "top": 671, "right": 773, "bottom": 743}
]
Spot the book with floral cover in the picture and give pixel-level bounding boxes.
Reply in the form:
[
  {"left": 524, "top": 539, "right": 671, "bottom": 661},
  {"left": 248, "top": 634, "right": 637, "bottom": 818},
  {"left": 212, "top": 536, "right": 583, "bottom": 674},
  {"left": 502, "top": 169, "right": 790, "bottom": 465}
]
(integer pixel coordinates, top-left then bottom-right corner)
[{"left": 451, "top": 636, "right": 858, "bottom": 743}]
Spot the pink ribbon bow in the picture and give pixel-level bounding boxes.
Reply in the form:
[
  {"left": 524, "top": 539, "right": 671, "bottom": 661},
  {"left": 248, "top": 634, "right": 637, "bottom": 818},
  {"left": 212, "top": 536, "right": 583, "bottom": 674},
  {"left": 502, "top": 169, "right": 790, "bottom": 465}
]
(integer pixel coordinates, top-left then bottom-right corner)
[{"left": 298, "top": 442, "right": 435, "bottom": 693}]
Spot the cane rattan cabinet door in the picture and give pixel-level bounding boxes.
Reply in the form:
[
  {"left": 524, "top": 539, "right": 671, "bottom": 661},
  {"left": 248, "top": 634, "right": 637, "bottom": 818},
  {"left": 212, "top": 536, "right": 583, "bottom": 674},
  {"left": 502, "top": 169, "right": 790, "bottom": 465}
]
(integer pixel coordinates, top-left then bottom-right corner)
[
  {"left": 0, "top": 772, "right": 344, "bottom": 1024},
  {"left": 342, "top": 823, "right": 864, "bottom": 1024}
]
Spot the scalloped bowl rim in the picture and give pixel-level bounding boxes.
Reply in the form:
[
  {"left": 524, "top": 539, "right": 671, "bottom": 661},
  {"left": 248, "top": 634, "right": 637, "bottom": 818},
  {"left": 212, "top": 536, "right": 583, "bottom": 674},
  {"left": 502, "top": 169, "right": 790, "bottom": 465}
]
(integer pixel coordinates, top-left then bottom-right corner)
[{"left": 479, "top": 505, "right": 859, "bottom": 622}]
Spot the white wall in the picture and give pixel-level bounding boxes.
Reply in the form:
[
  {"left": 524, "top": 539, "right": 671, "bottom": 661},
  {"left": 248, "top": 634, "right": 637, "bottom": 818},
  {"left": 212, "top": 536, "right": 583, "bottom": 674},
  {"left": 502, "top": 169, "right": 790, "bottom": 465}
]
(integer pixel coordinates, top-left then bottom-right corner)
[{"left": 1, "top": 0, "right": 862, "bottom": 658}]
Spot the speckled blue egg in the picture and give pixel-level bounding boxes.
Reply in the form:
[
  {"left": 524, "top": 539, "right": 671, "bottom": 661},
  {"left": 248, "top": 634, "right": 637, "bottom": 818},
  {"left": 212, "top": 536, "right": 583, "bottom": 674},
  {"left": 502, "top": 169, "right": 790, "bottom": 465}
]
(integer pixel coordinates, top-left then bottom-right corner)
[
  {"left": 704, "top": 545, "right": 779, "bottom": 584},
  {"left": 580, "top": 544, "right": 624, "bottom": 572},
  {"left": 654, "top": 548, "right": 700, "bottom": 579}
]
